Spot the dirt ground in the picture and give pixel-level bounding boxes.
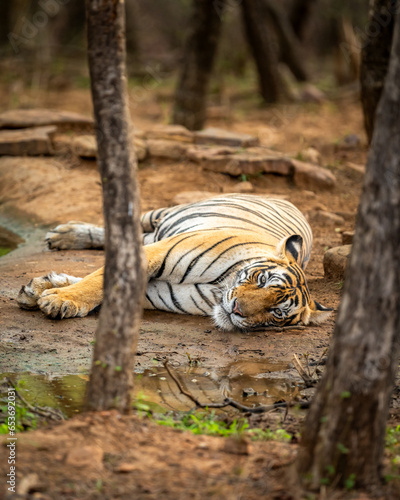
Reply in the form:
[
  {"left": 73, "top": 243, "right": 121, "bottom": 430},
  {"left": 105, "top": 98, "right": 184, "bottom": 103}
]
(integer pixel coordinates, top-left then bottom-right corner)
[{"left": 2, "top": 86, "right": 397, "bottom": 499}]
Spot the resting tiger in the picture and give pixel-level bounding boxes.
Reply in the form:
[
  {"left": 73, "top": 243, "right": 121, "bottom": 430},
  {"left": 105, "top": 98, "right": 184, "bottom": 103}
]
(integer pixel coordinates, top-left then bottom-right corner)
[{"left": 17, "top": 194, "right": 332, "bottom": 331}]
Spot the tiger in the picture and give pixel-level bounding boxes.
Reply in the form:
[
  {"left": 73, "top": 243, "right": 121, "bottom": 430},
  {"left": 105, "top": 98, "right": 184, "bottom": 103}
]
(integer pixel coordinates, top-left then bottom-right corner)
[{"left": 17, "top": 194, "right": 332, "bottom": 331}]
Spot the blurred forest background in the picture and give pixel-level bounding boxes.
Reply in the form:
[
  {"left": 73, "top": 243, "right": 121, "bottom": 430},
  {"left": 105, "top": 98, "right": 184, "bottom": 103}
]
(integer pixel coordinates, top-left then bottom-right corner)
[{"left": 0, "top": 0, "right": 369, "bottom": 117}]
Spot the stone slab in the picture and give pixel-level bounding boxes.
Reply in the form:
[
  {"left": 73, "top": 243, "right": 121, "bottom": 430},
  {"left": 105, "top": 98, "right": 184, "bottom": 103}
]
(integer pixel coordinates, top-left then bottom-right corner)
[
  {"left": 52, "top": 134, "right": 147, "bottom": 162},
  {"left": 194, "top": 127, "right": 259, "bottom": 147},
  {"left": 0, "top": 126, "right": 56, "bottom": 156},
  {"left": 291, "top": 159, "right": 336, "bottom": 191},
  {"left": 187, "top": 146, "right": 292, "bottom": 176},
  {"left": 145, "top": 124, "right": 193, "bottom": 143},
  {"left": 0, "top": 109, "right": 93, "bottom": 129},
  {"left": 147, "top": 139, "right": 189, "bottom": 160}
]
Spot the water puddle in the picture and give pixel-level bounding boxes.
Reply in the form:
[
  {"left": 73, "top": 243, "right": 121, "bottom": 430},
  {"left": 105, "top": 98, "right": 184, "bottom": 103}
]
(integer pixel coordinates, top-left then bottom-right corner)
[
  {"left": 0, "top": 225, "right": 24, "bottom": 257},
  {"left": 1, "top": 360, "right": 301, "bottom": 418}
]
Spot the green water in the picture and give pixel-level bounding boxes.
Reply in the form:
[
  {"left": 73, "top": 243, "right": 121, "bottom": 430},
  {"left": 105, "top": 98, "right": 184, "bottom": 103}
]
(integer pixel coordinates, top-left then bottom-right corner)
[{"left": 1, "top": 360, "right": 297, "bottom": 418}]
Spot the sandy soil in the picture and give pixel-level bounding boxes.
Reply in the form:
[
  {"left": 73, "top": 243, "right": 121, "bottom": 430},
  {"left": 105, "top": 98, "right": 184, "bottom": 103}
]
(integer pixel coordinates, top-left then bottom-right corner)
[{"left": 2, "top": 91, "right": 393, "bottom": 499}]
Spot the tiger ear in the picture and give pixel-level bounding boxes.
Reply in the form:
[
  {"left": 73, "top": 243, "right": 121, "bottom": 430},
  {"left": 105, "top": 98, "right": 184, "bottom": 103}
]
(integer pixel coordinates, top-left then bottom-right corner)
[
  {"left": 277, "top": 234, "right": 303, "bottom": 264},
  {"left": 302, "top": 300, "right": 333, "bottom": 325}
]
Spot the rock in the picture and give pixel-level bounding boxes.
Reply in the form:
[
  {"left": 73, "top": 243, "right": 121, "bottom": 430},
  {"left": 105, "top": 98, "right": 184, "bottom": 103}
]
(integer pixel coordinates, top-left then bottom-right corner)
[
  {"left": 223, "top": 436, "right": 250, "bottom": 455},
  {"left": 188, "top": 146, "right": 292, "bottom": 176},
  {"left": 72, "top": 135, "right": 97, "bottom": 158},
  {"left": 299, "top": 84, "right": 326, "bottom": 103},
  {"left": 323, "top": 245, "right": 352, "bottom": 280},
  {"left": 133, "top": 137, "right": 148, "bottom": 161},
  {"left": 299, "top": 147, "right": 321, "bottom": 165},
  {"left": 291, "top": 159, "right": 336, "bottom": 191},
  {"left": 116, "top": 462, "right": 139, "bottom": 473},
  {"left": 194, "top": 127, "right": 259, "bottom": 147},
  {"left": 346, "top": 162, "right": 365, "bottom": 174},
  {"left": 145, "top": 124, "right": 193, "bottom": 143},
  {"left": 172, "top": 191, "right": 220, "bottom": 206},
  {"left": 309, "top": 210, "right": 345, "bottom": 226},
  {"left": 56, "top": 134, "right": 147, "bottom": 162},
  {"left": 0, "top": 109, "right": 93, "bottom": 129},
  {"left": 336, "top": 134, "right": 361, "bottom": 150},
  {"left": 342, "top": 231, "right": 355, "bottom": 245},
  {"left": 233, "top": 181, "right": 254, "bottom": 193},
  {"left": 0, "top": 126, "right": 56, "bottom": 156},
  {"left": 188, "top": 146, "right": 336, "bottom": 189},
  {"left": 147, "top": 139, "right": 189, "bottom": 159},
  {"left": 65, "top": 445, "right": 104, "bottom": 470},
  {"left": 17, "top": 473, "right": 42, "bottom": 495}
]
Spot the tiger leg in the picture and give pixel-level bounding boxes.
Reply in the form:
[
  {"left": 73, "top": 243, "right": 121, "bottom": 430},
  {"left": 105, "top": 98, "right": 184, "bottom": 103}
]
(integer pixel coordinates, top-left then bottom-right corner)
[
  {"left": 36, "top": 267, "right": 104, "bottom": 318},
  {"left": 30, "top": 236, "right": 176, "bottom": 318},
  {"left": 25, "top": 229, "right": 247, "bottom": 318}
]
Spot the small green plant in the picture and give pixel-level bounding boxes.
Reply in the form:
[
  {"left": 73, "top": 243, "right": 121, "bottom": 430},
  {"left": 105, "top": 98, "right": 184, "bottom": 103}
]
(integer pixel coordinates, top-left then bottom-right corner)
[
  {"left": 157, "top": 411, "right": 249, "bottom": 437},
  {"left": 0, "top": 402, "right": 37, "bottom": 434},
  {"left": 157, "top": 411, "right": 292, "bottom": 442},
  {"left": 344, "top": 473, "right": 356, "bottom": 491}
]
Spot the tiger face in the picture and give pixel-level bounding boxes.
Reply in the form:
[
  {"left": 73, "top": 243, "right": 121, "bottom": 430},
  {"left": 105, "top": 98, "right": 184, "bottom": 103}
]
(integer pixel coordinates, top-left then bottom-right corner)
[{"left": 212, "top": 235, "right": 332, "bottom": 332}]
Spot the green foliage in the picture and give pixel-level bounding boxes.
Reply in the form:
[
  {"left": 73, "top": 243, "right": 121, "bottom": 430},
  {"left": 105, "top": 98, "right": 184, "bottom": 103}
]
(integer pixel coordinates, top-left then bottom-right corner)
[
  {"left": 0, "top": 402, "right": 37, "bottom": 434},
  {"left": 344, "top": 473, "right": 356, "bottom": 491},
  {"left": 157, "top": 411, "right": 249, "bottom": 437},
  {"left": 156, "top": 410, "right": 292, "bottom": 442},
  {"left": 0, "top": 247, "right": 12, "bottom": 257},
  {"left": 385, "top": 425, "right": 400, "bottom": 473}
]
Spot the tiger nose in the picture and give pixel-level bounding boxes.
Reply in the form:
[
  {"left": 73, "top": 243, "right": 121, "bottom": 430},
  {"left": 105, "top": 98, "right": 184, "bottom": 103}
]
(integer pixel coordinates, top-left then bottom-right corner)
[{"left": 232, "top": 299, "right": 244, "bottom": 317}]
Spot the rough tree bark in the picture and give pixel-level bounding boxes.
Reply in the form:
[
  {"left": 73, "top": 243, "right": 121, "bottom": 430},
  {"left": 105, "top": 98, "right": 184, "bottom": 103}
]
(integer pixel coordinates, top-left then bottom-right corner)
[
  {"left": 360, "top": 0, "right": 396, "bottom": 143},
  {"left": 85, "top": 0, "right": 145, "bottom": 412},
  {"left": 172, "top": 0, "right": 224, "bottom": 130},
  {"left": 297, "top": 6, "right": 400, "bottom": 490},
  {"left": 241, "top": 0, "right": 286, "bottom": 103}
]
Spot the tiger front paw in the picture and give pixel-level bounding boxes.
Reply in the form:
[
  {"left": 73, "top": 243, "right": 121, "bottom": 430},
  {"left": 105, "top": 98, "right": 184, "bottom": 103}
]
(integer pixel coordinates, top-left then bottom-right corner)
[
  {"left": 38, "top": 288, "right": 93, "bottom": 319},
  {"left": 17, "top": 272, "right": 82, "bottom": 311}
]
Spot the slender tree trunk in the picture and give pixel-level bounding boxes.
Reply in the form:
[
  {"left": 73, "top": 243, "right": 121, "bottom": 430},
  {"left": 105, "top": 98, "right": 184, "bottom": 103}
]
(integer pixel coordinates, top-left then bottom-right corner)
[
  {"left": 85, "top": 0, "right": 145, "bottom": 412},
  {"left": 172, "top": 0, "right": 224, "bottom": 130},
  {"left": 263, "top": 0, "right": 308, "bottom": 82},
  {"left": 241, "top": 0, "right": 286, "bottom": 102},
  {"left": 360, "top": 0, "right": 395, "bottom": 143},
  {"left": 297, "top": 7, "right": 400, "bottom": 490},
  {"left": 289, "top": 0, "right": 317, "bottom": 40}
]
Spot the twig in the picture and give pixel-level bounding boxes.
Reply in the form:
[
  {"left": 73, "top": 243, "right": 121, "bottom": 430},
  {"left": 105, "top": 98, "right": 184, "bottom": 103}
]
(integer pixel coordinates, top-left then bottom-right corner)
[
  {"left": 310, "top": 348, "right": 328, "bottom": 379},
  {"left": 6, "top": 378, "right": 64, "bottom": 421},
  {"left": 254, "top": 326, "right": 306, "bottom": 333},
  {"left": 292, "top": 354, "right": 315, "bottom": 387},
  {"left": 163, "top": 361, "right": 310, "bottom": 413}
]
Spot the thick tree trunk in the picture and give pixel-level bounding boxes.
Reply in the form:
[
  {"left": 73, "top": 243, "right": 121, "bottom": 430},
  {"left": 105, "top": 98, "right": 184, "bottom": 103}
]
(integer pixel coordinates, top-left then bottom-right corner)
[
  {"left": 241, "top": 0, "right": 286, "bottom": 102},
  {"left": 297, "top": 7, "right": 400, "bottom": 490},
  {"left": 85, "top": 0, "right": 145, "bottom": 412},
  {"left": 172, "top": 0, "right": 224, "bottom": 130},
  {"left": 360, "top": 0, "right": 395, "bottom": 143}
]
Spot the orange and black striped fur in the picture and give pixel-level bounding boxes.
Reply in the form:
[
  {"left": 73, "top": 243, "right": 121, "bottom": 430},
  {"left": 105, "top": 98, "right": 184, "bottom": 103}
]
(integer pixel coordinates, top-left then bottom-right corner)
[{"left": 17, "top": 194, "right": 332, "bottom": 331}]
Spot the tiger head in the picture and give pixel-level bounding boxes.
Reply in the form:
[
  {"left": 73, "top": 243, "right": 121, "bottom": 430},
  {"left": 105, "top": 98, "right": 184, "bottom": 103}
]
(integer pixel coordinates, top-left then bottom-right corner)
[{"left": 213, "top": 235, "right": 332, "bottom": 332}]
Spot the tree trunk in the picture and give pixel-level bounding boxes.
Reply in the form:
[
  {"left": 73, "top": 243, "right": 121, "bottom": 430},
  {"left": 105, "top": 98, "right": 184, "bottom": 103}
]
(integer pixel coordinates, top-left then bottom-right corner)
[
  {"left": 263, "top": 0, "right": 308, "bottom": 82},
  {"left": 172, "top": 0, "right": 224, "bottom": 131},
  {"left": 289, "top": 0, "right": 317, "bottom": 40},
  {"left": 241, "top": 0, "right": 286, "bottom": 102},
  {"left": 297, "top": 7, "right": 400, "bottom": 490},
  {"left": 360, "top": 0, "right": 395, "bottom": 143},
  {"left": 85, "top": 0, "right": 145, "bottom": 412}
]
